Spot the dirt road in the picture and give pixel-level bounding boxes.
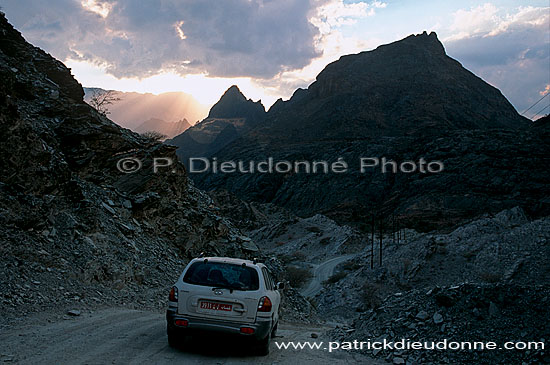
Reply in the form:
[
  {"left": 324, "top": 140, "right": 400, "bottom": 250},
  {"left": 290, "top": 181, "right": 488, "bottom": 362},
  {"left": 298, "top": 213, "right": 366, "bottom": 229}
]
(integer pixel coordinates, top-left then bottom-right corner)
[
  {"left": 301, "top": 255, "right": 355, "bottom": 298},
  {"left": 0, "top": 308, "right": 381, "bottom": 364}
]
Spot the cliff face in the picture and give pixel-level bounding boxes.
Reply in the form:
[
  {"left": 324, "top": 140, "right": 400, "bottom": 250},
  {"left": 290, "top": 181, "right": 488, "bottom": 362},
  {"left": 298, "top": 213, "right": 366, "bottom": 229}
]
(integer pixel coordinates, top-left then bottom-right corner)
[
  {"left": 193, "top": 32, "right": 548, "bottom": 229},
  {"left": 0, "top": 13, "right": 254, "bottom": 319}
]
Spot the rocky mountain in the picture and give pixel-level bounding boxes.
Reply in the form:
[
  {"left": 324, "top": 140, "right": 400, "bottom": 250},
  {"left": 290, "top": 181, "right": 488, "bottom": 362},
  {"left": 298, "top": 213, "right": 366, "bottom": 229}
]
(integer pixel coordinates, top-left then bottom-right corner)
[
  {"left": 321, "top": 207, "right": 550, "bottom": 364},
  {"left": 194, "top": 32, "right": 549, "bottom": 230},
  {"left": 0, "top": 13, "right": 256, "bottom": 320},
  {"left": 207, "top": 85, "right": 265, "bottom": 120},
  {"left": 134, "top": 117, "right": 191, "bottom": 138},
  {"left": 262, "top": 31, "right": 528, "bottom": 140},
  {"left": 83, "top": 88, "right": 208, "bottom": 130},
  {"left": 167, "top": 85, "right": 266, "bottom": 167}
]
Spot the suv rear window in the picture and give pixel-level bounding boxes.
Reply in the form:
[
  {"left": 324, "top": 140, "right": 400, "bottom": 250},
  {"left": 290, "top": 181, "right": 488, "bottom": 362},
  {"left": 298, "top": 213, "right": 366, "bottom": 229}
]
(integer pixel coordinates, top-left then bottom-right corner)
[{"left": 183, "top": 261, "right": 260, "bottom": 291}]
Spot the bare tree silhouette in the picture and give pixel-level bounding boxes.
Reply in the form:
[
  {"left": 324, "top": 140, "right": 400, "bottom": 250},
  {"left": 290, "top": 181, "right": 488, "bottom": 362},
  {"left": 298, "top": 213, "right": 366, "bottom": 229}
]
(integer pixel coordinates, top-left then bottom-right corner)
[
  {"left": 88, "top": 89, "right": 121, "bottom": 116},
  {"left": 140, "top": 131, "right": 167, "bottom": 141}
]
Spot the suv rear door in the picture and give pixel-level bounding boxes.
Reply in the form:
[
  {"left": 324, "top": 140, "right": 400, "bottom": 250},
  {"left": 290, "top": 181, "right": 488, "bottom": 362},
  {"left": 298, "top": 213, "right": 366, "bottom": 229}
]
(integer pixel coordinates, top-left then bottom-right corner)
[
  {"left": 178, "top": 261, "right": 260, "bottom": 323},
  {"left": 261, "top": 267, "right": 281, "bottom": 314}
]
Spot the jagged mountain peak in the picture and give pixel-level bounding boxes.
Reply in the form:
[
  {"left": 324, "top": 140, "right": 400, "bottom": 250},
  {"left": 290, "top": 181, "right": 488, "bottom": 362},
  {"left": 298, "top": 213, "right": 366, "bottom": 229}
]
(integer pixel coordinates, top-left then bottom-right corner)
[
  {"left": 223, "top": 85, "right": 246, "bottom": 99},
  {"left": 208, "top": 85, "right": 265, "bottom": 119},
  {"left": 315, "top": 31, "right": 448, "bottom": 88},
  {"left": 169, "top": 84, "right": 268, "bottom": 164},
  {"left": 397, "top": 31, "right": 444, "bottom": 53}
]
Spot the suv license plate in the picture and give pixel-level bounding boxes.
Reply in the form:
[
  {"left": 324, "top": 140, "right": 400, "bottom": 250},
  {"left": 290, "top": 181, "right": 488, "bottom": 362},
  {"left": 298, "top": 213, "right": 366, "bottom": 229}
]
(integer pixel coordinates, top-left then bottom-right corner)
[{"left": 200, "top": 301, "right": 232, "bottom": 311}]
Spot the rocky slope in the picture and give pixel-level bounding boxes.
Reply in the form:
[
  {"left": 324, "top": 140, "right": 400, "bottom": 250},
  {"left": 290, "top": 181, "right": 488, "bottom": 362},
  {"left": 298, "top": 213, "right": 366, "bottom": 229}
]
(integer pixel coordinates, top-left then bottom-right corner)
[
  {"left": 207, "top": 189, "right": 365, "bottom": 262},
  {"left": 167, "top": 85, "right": 266, "bottom": 167},
  {"left": 315, "top": 207, "right": 550, "bottom": 364},
  {"left": 315, "top": 207, "right": 550, "bottom": 317},
  {"left": 194, "top": 32, "right": 549, "bottom": 230},
  {"left": 0, "top": 13, "right": 256, "bottom": 321},
  {"left": 330, "top": 284, "right": 549, "bottom": 364}
]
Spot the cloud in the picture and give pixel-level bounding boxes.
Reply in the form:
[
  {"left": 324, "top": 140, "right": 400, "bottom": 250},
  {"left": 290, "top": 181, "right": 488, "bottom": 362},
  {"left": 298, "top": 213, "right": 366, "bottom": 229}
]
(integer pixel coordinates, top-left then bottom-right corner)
[
  {"left": 252, "top": 0, "right": 384, "bottom": 102},
  {"left": 447, "top": 3, "right": 499, "bottom": 41},
  {"left": 81, "top": 0, "right": 113, "bottom": 18},
  {"left": 310, "top": 0, "right": 385, "bottom": 32},
  {"left": 2, "top": 0, "right": 321, "bottom": 78},
  {"left": 2, "top": 0, "right": 386, "bottom": 81},
  {"left": 444, "top": 4, "right": 549, "bottom": 119},
  {"left": 446, "top": 4, "right": 549, "bottom": 41}
]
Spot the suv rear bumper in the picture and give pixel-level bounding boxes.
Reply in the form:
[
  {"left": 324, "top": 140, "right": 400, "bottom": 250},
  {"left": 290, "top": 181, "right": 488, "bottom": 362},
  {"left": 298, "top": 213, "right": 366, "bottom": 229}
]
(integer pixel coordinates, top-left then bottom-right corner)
[{"left": 166, "top": 308, "right": 271, "bottom": 340}]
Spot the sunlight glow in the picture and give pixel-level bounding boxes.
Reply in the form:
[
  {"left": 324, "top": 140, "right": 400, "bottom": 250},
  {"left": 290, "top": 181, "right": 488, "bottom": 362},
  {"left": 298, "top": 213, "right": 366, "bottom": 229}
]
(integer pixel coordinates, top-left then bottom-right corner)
[
  {"left": 80, "top": 0, "right": 112, "bottom": 18},
  {"left": 65, "top": 59, "right": 280, "bottom": 107}
]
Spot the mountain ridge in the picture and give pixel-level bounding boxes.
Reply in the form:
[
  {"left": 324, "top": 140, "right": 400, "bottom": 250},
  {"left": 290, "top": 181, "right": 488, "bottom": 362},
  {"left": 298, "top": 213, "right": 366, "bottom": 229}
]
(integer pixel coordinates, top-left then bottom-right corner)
[
  {"left": 192, "top": 31, "right": 547, "bottom": 230},
  {"left": 254, "top": 31, "right": 528, "bottom": 143}
]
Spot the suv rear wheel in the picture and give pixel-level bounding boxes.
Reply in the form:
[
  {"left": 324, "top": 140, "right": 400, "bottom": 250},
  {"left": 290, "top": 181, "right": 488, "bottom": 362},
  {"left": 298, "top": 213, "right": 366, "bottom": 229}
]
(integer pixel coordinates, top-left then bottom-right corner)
[
  {"left": 255, "top": 331, "right": 270, "bottom": 356},
  {"left": 271, "top": 321, "right": 278, "bottom": 338},
  {"left": 167, "top": 327, "right": 183, "bottom": 348}
]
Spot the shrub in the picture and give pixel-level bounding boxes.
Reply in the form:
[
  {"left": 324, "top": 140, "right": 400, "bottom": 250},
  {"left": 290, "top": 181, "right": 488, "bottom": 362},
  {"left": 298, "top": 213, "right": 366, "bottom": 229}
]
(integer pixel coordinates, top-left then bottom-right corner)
[
  {"left": 324, "top": 270, "right": 348, "bottom": 284},
  {"left": 479, "top": 271, "right": 502, "bottom": 283},
  {"left": 402, "top": 258, "right": 411, "bottom": 274},
  {"left": 320, "top": 237, "right": 331, "bottom": 245},
  {"left": 291, "top": 251, "right": 306, "bottom": 262},
  {"left": 343, "top": 261, "right": 362, "bottom": 271},
  {"left": 284, "top": 266, "right": 312, "bottom": 288},
  {"left": 279, "top": 254, "right": 293, "bottom": 264},
  {"left": 141, "top": 131, "right": 167, "bottom": 141},
  {"left": 306, "top": 226, "right": 322, "bottom": 234},
  {"left": 307, "top": 296, "right": 318, "bottom": 308},
  {"left": 360, "top": 282, "right": 382, "bottom": 309}
]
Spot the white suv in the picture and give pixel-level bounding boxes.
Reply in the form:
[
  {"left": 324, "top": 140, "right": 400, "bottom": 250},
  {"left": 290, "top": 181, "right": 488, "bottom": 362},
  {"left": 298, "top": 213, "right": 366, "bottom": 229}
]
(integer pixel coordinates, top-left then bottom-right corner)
[{"left": 166, "top": 256, "right": 283, "bottom": 355}]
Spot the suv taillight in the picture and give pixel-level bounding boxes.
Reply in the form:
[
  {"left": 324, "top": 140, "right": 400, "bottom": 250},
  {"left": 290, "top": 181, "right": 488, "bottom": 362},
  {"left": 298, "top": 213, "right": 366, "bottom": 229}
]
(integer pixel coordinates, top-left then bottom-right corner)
[
  {"left": 168, "top": 286, "right": 178, "bottom": 302},
  {"left": 258, "top": 296, "right": 272, "bottom": 312}
]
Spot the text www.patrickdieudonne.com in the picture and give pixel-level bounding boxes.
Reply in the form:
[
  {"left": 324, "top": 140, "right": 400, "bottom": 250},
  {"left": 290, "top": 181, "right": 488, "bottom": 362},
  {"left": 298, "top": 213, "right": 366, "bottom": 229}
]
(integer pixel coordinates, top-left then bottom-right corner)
[{"left": 275, "top": 339, "right": 545, "bottom": 352}]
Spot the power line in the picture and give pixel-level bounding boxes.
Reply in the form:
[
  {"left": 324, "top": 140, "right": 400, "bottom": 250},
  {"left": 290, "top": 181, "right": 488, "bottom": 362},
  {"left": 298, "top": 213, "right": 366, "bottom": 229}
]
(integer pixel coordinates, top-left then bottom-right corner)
[
  {"left": 533, "top": 103, "right": 550, "bottom": 117},
  {"left": 522, "top": 93, "right": 549, "bottom": 115}
]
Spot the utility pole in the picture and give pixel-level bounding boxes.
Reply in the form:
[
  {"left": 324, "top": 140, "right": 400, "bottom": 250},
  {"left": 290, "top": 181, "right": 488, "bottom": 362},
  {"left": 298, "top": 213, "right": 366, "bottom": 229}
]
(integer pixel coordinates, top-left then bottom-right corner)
[
  {"left": 397, "top": 216, "right": 400, "bottom": 245},
  {"left": 379, "top": 218, "right": 383, "bottom": 267},
  {"left": 371, "top": 214, "right": 375, "bottom": 269},
  {"left": 393, "top": 214, "right": 396, "bottom": 245}
]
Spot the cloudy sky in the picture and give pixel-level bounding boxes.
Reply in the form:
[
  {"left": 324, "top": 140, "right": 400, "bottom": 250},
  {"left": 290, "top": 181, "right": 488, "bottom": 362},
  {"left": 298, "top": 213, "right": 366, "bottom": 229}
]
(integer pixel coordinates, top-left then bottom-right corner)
[{"left": 2, "top": 0, "right": 549, "bottom": 119}]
